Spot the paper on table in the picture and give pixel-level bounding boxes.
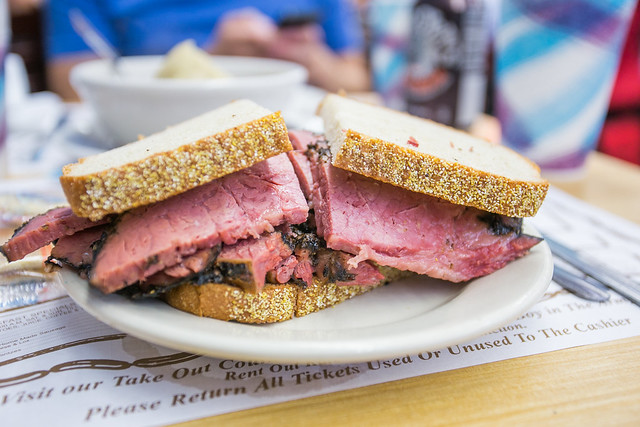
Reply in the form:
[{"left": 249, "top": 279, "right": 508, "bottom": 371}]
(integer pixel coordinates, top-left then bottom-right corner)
[{"left": 1, "top": 188, "right": 639, "bottom": 427}]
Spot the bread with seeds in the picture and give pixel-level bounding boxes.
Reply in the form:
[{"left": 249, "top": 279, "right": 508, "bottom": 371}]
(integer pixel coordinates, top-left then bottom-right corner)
[
  {"left": 60, "top": 99, "right": 291, "bottom": 221},
  {"left": 164, "top": 272, "right": 406, "bottom": 324},
  {"left": 317, "top": 93, "right": 548, "bottom": 217}
]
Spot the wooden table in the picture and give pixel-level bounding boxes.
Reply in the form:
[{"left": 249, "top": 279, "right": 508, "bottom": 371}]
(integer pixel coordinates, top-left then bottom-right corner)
[
  {"left": 550, "top": 152, "right": 640, "bottom": 225},
  {"left": 180, "top": 152, "right": 640, "bottom": 426}
]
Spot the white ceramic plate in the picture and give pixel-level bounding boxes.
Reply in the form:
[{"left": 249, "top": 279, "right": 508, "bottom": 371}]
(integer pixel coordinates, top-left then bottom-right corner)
[{"left": 60, "top": 226, "right": 552, "bottom": 364}]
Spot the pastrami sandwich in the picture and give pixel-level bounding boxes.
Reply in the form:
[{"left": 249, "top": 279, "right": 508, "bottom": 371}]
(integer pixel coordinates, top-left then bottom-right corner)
[{"left": 0, "top": 95, "right": 548, "bottom": 323}]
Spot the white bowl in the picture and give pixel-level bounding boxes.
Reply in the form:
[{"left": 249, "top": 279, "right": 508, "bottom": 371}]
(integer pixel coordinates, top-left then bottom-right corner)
[{"left": 70, "top": 55, "right": 308, "bottom": 147}]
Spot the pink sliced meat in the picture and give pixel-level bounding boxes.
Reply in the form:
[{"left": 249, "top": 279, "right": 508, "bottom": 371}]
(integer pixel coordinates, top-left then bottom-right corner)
[
  {"left": 90, "top": 154, "right": 309, "bottom": 294},
  {"left": 48, "top": 225, "right": 107, "bottom": 271},
  {"left": 273, "top": 255, "right": 299, "bottom": 284},
  {"left": 340, "top": 257, "right": 385, "bottom": 286},
  {"left": 292, "top": 253, "right": 314, "bottom": 285},
  {"left": 287, "top": 151, "right": 314, "bottom": 200},
  {"left": 288, "top": 129, "right": 319, "bottom": 151},
  {"left": 142, "top": 247, "right": 220, "bottom": 287},
  {"left": 310, "top": 150, "right": 541, "bottom": 283},
  {"left": 217, "top": 232, "right": 293, "bottom": 293},
  {"left": 287, "top": 130, "right": 320, "bottom": 200},
  {"left": 315, "top": 249, "right": 384, "bottom": 287},
  {"left": 162, "top": 248, "right": 219, "bottom": 278},
  {"left": 1, "top": 207, "right": 108, "bottom": 262}
]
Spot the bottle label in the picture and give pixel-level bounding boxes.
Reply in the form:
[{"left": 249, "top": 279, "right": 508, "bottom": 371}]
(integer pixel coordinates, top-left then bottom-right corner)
[{"left": 405, "top": 1, "right": 487, "bottom": 129}]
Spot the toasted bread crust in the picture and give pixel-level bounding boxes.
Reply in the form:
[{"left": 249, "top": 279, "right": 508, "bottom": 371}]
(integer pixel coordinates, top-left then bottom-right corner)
[
  {"left": 60, "top": 112, "right": 290, "bottom": 221},
  {"left": 163, "top": 266, "right": 411, "bottom": 324},
  {"left": 165, "top": 282, "right": 299, "bottom": 323},
  {"left": 164, "top": 277, "right": 385, "bottom": 324},
  {"left": 335, "top": 130, "right": 549, "bottom": 218}
]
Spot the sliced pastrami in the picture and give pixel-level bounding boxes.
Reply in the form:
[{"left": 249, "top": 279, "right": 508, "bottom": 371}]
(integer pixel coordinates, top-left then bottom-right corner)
[
  {"left": 287, "top": 151, "right": 314, "bottom": 200},
  {"left": 47, "top": 225, "right": 107, "bottom": 274},
  {"left": 162, "top": 247, "right": 220, "bottom": 278},
  {"left": 315, "top": 249, "right": 384, "bottom": 286},
  {"left": 287, "top": 130, "right": 322, "bottom": 201},
  {"left": 1, "top": 207, "right": 109, "bottom": 262},
  {"left": 217, "top": 232, "right": 293, "bottom": 293},
  {"left": 272, "top": 255, "right": 298, "bottom": 284},
  {"left": 279, "top": 221, "right": 321, "bottom": 286},
  {"left": 309, "top": 147, "right": 541, "bottom": 283},
  {"left": 343, "top": 259, "right": 385, "bottom": 286},
  {"left": 288, "top": 129, "right": 320, "bottom": 151},
  {"left": 90, "top": 154, "right": 309, "bottom": 294},
  {"left": 292, "top": 258, "right": 314, "bottom": 285},
  {"left": 143, "top": 246, "right": 221, "bottom": 286}
]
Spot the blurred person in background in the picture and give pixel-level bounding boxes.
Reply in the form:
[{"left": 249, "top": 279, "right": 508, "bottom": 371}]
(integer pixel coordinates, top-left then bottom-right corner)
[
  {"left": 9, "top": 0, "right": 41, "bottom": 16},
  {"left": 42, "top": 0, "right": 370, "bottom": 100}
]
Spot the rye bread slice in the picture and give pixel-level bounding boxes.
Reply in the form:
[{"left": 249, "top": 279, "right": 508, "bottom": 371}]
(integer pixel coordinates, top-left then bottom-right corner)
[
  {"left": 317, "top": 94, "right": 548, "bottom": 217},
  {"left": 60, "top": 100, "right": 291, "bottom": 221}
]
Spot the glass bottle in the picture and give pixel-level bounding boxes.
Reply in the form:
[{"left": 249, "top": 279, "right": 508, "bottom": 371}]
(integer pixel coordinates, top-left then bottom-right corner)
[{"left": 404, "top": 0, "right": 488, "bottom": 129}]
